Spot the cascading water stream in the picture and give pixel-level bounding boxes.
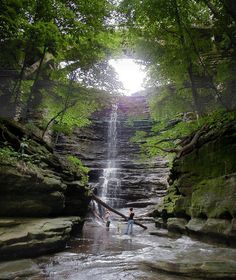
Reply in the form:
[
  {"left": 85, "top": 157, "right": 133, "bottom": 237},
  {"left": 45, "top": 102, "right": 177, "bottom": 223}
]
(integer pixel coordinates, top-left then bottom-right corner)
[{"left": 100, "top": 104, "right": 121, "bottom": 207}]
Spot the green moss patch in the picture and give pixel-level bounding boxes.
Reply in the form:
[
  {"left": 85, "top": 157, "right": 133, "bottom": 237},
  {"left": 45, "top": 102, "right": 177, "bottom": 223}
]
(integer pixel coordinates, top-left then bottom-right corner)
[{"left": 191, "top": 175, "right": 236, "bottom": 218}]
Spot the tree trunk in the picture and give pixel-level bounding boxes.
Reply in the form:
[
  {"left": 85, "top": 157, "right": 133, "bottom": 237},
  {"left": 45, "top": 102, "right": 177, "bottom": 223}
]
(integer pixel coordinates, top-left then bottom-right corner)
[
  {"left": 219, "top": 0, "right": 236, "bottom": 22},
  {"left": 173, "top": 0, "right": 203, "bottom": 115},
  {"left": 92, "top": 194, "right": 148, "bottom": 230},
  {"left": 182, "top": 22, "right": 230, "bottom": 111},
  {"left": 54, "top": 72, "right": 76, "bottom": 145},
  {"left": 24, "top": 45, "right": 47, "bottom": 119},
  {"left": 202, "top": 0, "right": 236, "bottom": 48},
  {"left": 187, "top": 63, "right": 204, "bottom": 115},
  {"left": 12, "top": 55, "right": 28, "bottom": 120}
]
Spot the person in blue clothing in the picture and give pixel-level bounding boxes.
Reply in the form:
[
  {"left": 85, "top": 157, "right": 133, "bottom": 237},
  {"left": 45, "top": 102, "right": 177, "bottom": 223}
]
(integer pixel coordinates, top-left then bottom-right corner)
[{"left": 125, "top": 208, "right": 135, "bottom": 234}]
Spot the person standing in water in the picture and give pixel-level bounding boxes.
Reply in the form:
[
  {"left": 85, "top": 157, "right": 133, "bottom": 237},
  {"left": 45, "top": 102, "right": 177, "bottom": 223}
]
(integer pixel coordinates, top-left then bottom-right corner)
[
  {"left": 125, "top": 208, "right": 135, "bottom": 234},
  {"left": 104, "top": 210, "right": 111, "bottom": 229}
]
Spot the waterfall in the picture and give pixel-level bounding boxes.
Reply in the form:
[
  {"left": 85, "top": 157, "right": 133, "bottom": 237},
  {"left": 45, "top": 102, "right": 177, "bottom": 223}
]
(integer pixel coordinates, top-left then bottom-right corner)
[{"left": 100, "top": 104, "right": 121, "bottom": 207}]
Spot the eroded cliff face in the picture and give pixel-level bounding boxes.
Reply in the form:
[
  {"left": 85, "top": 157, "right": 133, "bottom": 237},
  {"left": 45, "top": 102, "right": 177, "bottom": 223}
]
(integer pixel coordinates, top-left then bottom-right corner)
[
  {"left": 56, "top": 95, "right": 169, "bottom": 212},
  {"left": 160, "top": 121, "right": 236, "bottom": 245},
  {"left": 0, "top": 118, "right": 90, "bottom": 260},
  {"left": 114, "top": 96, "right": 169, "bottom": 209},
  {"left": 0, "top": 119, "right": 90, "bottom": 218}
]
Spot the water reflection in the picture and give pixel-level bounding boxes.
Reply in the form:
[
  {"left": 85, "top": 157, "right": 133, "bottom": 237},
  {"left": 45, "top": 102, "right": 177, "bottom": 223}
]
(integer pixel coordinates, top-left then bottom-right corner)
[{"left": 34, "top": 221, "right": 236, "bottom": 280}]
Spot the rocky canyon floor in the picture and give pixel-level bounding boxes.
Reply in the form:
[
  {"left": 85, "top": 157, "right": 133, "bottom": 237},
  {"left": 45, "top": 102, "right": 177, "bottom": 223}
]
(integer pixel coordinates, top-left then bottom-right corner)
[{"left": 1, "top": 217, "right": 236, "bottom": 280}]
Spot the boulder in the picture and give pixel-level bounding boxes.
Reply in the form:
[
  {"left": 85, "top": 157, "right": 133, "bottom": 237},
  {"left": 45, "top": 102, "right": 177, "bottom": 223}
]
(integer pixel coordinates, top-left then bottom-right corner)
[
  {"left": 149, "top": 229, "right": 180, "bottom": 239},
  {"left": 0, "top": 217, "right": 82, "bottom": 261},
  {"left": 167, "top": 218, "right": 188, "bottom": 234},
  {"left": 186, "top": 218, "right": 206, "bottom": 233},
  {"left": 144, "top": 260, "right": 236, "bottom": 279},
  {"left": 0, "top": 259, "right": 40, "bottom": 280},
  {"left": 155, "top": 218, "right": 166, "bottom": 229}
]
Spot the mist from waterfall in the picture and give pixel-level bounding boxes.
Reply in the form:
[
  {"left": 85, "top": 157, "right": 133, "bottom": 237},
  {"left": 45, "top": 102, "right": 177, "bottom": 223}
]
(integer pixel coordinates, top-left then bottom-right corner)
[{"left": 100, "top": 104, "right": 121, "bottom": 207}]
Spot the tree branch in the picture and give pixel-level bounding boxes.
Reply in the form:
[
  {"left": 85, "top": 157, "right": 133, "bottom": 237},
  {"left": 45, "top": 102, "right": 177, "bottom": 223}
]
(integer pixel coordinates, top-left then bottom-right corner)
[
  {"left": 154, "top": 125, "right": 208, "bottom": 157},
  {"left": 176, "top": 124, "right": 208, "bottom": 158},
  {"left": 156, "top": 146, "right": 180, "bottom": 153},
  {"left": 42, "top": 100, "right": 77, "bottom": 139}
]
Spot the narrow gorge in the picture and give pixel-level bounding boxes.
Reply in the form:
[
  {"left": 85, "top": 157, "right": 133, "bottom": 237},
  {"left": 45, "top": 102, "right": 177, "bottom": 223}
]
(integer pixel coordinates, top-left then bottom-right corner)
[
  {"left": 1, "top": 1, "right": 236, "bottom": 279},
  {"left": 1, "top": 95, "right": 236, "bottom": 279},
  {"left": 57, "top": 95, "right": 169, "bottom": 210}
]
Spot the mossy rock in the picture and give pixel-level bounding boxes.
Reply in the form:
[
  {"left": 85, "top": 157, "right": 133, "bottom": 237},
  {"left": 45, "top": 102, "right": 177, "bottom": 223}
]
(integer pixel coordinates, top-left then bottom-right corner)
[
  {"left": 174, "top": 128, "right": 236, "bottom": 183},
  {"left": 202, "top": 218, "right": 232, "bottom": 235},
  {"left": 174, "top": 196, "right": 191, "bottom": 217},
  {"left": 0, "top": 118, "right": 90, "bottom": 219},
  {"left": 190, "top": 175, "right": 236, "bottom": 219},
  {"left": 167, "top": 218, "right": 188, "bottom": 234},
  {"left": 0, "top": 192, "right": 65, "bottom": 217}
]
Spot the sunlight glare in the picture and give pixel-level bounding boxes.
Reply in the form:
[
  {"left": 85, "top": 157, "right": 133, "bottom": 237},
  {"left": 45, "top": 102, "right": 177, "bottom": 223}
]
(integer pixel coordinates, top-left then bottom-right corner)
[{"left": 109, "top": 59, "right": 146, "bottom": 95}]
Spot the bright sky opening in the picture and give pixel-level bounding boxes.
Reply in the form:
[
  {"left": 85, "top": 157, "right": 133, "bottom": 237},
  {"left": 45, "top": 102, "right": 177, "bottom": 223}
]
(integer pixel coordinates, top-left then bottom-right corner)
[{"left": 109, "top": 59, "right": 146, "bottom": 95}]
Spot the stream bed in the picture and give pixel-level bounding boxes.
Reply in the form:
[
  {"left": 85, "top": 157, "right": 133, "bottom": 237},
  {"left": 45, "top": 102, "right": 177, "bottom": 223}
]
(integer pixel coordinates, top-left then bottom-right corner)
[{"left": 30, "top": 220, "right": 236, "bottom": 280}]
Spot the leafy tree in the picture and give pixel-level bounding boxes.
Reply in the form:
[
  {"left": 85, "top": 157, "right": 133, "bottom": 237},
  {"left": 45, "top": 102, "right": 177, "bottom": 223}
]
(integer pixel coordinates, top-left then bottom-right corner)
[
  {"left": 118, "top": 0, "right": 236, "bottom": 162},
  {"left": 131, "top": 110, "right": 235, "bottom": 161},
  {"left": 119, "top": 0, "right": 236, "bottom": 115},
  {"left": 0, "top": 0, "right": 122, "bottom": 135},
  {"left": 41, "top": 70, "right": 113, "bottom": 142}
]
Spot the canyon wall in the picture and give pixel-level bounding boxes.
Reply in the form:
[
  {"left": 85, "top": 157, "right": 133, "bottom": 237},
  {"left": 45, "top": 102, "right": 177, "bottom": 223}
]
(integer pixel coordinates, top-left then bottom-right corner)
[
  {"left": 158, "top": 121, "right": 236, "bottom": 246},
  {"left": 0, "top": 118, "right": 90, "bottom": 260},
  {"left": 56, "top": 95, "right": 169, "bottom": 213}
]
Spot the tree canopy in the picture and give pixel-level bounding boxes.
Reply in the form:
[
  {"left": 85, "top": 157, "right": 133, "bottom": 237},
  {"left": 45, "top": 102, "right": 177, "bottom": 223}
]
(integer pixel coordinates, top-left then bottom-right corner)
[
  {"left": 119, "top": 0, "right": 236, "bottom": 158},
  {"left": 0, "top": 0, "right": 236, "bottom": 152},
  {"left": 0, "top": 0, "right": 122, "bottom": 130},
  {"left": 120, "top": 0, "right": 236, "bottom": 116}
]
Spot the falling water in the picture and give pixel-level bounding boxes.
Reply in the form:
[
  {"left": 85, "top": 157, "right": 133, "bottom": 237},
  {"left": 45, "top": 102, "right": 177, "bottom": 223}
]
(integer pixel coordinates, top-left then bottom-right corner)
[{"left": 100, "top": 104, "right": 121, "bottom": 207}]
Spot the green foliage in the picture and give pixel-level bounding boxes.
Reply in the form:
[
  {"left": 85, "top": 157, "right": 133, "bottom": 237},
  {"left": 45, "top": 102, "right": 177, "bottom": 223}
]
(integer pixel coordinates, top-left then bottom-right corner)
[
  {"left": 0, "top": 140, "right": 45, "bottom": 166},
  {"left": 131, "top": 109, "right": 235, "bottom": 159},
  {"left": 67, "top": 155, "right": 90, "bottom": 184},
  {"left": 204, "top": 109, "right": 235, "bottom": 127},
  {"left": 162, "top": 185, "right": 182, "bottom": 214},
  {"left": 41, "top": 79, "right": 112, "bottom": 136},
  {"left": 0, "top": 146, "right": 19, "bottom": 165},
  {"left": 148, "top": 87, "right": 193, "bottom": 121},
  {"left": 120, "top": 0, "right": 236, "bottom": 113},
  {"left": 130, "top": 130, "right": 147, "bottom": 142},
  {"left": 0, "top": 0, "right": 122, "bottom": 122}
]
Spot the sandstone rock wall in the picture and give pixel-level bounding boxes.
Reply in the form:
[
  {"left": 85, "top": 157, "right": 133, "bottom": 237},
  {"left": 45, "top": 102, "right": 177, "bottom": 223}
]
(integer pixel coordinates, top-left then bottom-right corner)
[
  {"left": 115, "top": 101, "right": 169, "bottom": 208},
  {"left": 0, "top": 120, "right": 90, "bottom": 218},
  {"left": 56, "top": 95, "right": 169, "bottom": 211},
  {"left": 159, "top": 121, "right": 236, "bottom": 245},
  {"left": 0, "top": 217, "right": 82, "bottom": 261},
  {"left": 0, "top": 119, "right": 90, "bottom": 259}
]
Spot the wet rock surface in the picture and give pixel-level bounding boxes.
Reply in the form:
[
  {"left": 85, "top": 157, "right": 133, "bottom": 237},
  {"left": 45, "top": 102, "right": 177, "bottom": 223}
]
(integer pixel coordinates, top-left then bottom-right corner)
[
  {"left": 0, "top": 259, "right": 40, "bottom": 280},
  {"left": 161, "top": 122, "right": 236, "bottom": 244},
  {"left": 5, "top": 221, "right": 235, "bottom": 280},
  {"left": 0, "top": 119, "right": 90, "bottom": 260},
  {"left": 0, "top": 217, "right": 82, "bottom": 261},
  {"left": 144, "top": 260, "right": 236, "bottom": 279},
  {"left": 56, "top": 95, "right": 169, "bottom": 208}
]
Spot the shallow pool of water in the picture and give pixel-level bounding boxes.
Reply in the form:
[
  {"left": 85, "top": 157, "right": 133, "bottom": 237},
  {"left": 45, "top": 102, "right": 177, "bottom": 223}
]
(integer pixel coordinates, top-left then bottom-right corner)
[{"left": 31, "top": 220, "right": 236, "bottom": 280}]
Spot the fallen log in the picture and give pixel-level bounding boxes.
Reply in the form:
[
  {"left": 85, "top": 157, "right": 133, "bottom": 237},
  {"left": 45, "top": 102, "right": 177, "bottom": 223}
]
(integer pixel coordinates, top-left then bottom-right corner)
[{"left": 92, "top": 194, "right": 147, "bottom": 230}]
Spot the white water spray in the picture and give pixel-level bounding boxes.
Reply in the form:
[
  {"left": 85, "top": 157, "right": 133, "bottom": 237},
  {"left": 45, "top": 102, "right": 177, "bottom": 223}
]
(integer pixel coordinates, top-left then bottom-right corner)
[{"left": 100, "top": 104, "right": 121, "bottom": 207}]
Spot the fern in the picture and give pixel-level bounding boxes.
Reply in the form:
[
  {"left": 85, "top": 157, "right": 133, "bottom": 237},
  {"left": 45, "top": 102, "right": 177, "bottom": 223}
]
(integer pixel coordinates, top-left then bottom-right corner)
[{"left": 67, "top": 155, "right": 90, "bottom": 184}]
